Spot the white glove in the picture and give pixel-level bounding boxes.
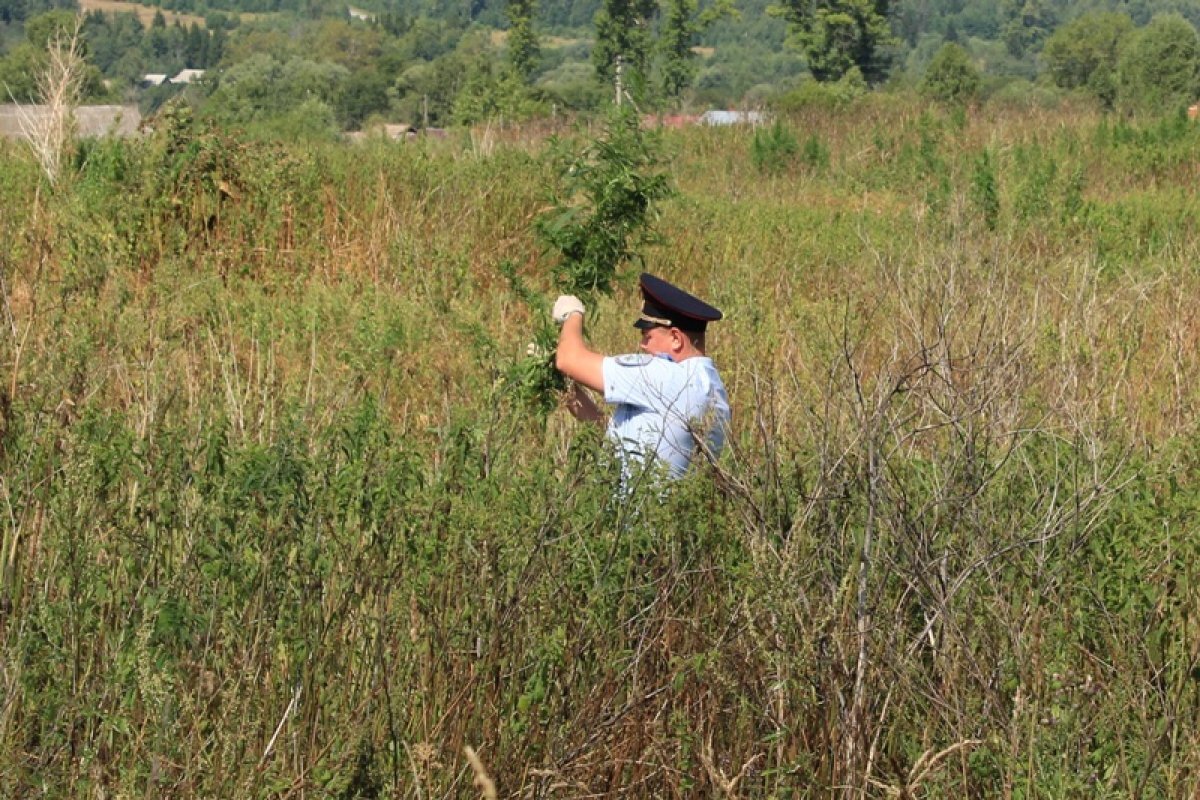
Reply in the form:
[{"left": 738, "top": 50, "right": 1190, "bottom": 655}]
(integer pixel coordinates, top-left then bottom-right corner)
[{"left": 552, "top": 295, "right": 585, "bottom": 324}]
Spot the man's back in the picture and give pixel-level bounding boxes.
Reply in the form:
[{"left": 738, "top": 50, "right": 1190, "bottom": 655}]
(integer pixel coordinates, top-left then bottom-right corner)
[{"left": 602, "top": 353, "right": 730, "bottom": 479}]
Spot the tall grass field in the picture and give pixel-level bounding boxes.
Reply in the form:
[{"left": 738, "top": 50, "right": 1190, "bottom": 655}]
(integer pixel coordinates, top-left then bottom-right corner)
[{"left": 2, "top": 98, "right": 1200, "bottom": 797}]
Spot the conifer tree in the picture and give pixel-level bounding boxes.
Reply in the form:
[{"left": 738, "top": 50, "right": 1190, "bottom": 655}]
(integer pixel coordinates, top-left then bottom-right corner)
[
  {"left": 920, "top": 42, "right": 979, "bottom": 105},
  {"left": 658, "top": 0, "right": 735, "bottom": 100},
  {"left": 1000, "top": 0, "right": 1056, "bottom": 58},
  {"left": 506, "top": 0, "right": 540, "bottom": 84},
  {"left": 593, "top": 0, "right": 658, "bottom": 99},
  {"left": 771, "top": 0, "right": 895, "bottom": 83}
]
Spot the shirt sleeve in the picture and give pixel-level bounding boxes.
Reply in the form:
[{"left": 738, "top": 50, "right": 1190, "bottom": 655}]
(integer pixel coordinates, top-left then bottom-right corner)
[{"left": 602, "top": 355, "right": 680, "bottom": 409}]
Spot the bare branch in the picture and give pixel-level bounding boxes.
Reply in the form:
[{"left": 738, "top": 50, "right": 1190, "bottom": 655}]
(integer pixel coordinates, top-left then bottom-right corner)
[{"left": 12, "top": 15, "right": 87, "bottom": 185}]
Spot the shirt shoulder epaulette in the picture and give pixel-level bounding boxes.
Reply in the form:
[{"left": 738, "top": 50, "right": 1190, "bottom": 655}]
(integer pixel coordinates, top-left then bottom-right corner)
[{"left": 613, "top": 354, "right": 657, "bottom": 367}]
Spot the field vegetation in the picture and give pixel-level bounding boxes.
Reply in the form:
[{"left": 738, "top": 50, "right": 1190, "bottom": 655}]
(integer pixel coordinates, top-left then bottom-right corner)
[
  {"left": 76, "top": 0, "right": 206, "bottom": 29},
  {"left": 2, "top": 97, "right": 1200, "bottom": 797}
]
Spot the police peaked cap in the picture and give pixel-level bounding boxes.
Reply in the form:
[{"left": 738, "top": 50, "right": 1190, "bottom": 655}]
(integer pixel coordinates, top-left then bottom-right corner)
[{"left": 633, "top": 273, "right": 723, "bottom": 333}]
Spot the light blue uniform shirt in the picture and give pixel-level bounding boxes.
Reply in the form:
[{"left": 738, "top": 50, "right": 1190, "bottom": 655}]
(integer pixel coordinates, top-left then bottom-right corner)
[{"left": 601, "top": 353, "right": 731, "bottom": 480}]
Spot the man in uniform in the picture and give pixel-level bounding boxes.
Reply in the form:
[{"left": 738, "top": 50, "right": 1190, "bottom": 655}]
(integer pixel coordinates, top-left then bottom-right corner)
[{"left": 552, "top": 273, "right": 731, "bottom": 482}]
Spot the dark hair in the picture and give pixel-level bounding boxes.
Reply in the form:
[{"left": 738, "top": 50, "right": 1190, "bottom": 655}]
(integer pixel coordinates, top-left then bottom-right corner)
[{"left": 681, "top": 328, "right": 706, "bottom": 351}]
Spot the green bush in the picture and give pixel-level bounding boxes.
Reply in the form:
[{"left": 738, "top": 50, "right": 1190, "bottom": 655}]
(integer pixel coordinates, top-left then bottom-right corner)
[
  {"left": 535, "top": 106, "right": 673, "bottom": 296},
  {"left": 971, "top": 147, "right": 1000, "bottom": 230},
  {"left": 800, "top": 132, "right": 830, "bottom": 169},
  {"left": 750, "top": 119, "right": 799, "bottom": 173},
  {"left": 984, "top": 77, "right": 1068, "bottom": 109},
  {"left": 772, "top": 68, "right": 867, "bottom": 113},
  {"left": 1042, "top": 11, "right": 1134, "bottom": 108},
  {"left": 920, "top": 42, "right": 981, "bottom": 105},
  {"left": 1117, "top": 13, "right": 1200, "bottom": 114}
]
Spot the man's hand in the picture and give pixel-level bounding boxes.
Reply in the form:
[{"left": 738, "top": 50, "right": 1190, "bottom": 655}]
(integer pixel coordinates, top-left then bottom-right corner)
[
  {"left": 552, "top": 295, "right": 586, "bottom": 325},
  {"left": 565, "top": 381, "right": 604, "bottom": 423}
]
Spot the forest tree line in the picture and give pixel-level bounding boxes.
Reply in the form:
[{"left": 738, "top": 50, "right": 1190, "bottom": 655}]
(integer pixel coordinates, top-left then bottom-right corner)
[{"left": 0, "top": 0, "right": 1198, "bottom": 135}]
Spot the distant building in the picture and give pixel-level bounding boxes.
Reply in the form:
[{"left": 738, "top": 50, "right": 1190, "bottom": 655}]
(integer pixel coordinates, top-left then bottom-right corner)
[
  {"left": 0, "top": 104, "right": 142, "bottom": 139},
  {"left": 142, "top": 70, "right": 205, "bottom": 86},
  {"left": 344, "top": 124, "right": 450, "bottom": 143},
  {"left": 700, "top": 109, "right": 767, "bottom": 126},
  {"left": 639, "top": 111, "right": 766, "bottom": 129},
  {"left": 348, "top": 6, "right": 375, "bottom": 21},
  {"left": 170, "top": 69, "right": 205, "bottom": 84}
]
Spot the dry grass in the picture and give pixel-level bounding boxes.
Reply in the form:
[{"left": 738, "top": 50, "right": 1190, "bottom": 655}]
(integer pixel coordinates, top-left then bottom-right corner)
[
  {"left": 15, "top": 19, "right": 86, "bottom": 185},
  {"left": 77, "top": 0, "right": 264, "bottom": 28},
  {"left": 488, "top": 29, "right": 588, "bottom": 48}
]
